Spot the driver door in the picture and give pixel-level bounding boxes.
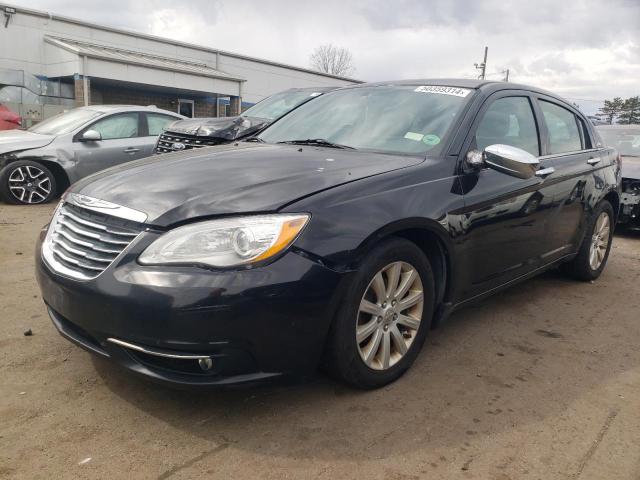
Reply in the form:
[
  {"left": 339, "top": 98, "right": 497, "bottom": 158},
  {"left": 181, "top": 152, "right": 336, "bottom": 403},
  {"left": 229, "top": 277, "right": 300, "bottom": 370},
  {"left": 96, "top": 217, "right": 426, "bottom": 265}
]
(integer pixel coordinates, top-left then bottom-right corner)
[
  {"left": 455, "top": 92, "right": 557, "bottom": 299},
  {"left": 73, "top": 112, "right": 149, "bottom": 178}
]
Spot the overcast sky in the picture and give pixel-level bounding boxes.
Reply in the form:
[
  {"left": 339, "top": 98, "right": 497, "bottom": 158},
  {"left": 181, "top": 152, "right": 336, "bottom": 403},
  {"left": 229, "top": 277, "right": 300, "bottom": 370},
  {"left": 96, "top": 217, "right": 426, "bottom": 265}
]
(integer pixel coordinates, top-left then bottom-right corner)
[{"left": 20, "top": 0, "right": 640, "bottom": 114}]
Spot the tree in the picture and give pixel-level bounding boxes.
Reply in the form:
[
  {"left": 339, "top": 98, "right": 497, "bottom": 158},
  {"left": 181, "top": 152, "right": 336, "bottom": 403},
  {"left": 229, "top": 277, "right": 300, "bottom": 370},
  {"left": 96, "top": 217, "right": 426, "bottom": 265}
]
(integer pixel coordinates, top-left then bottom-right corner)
[
  {"left": 617, "top": 96, "right": 640, "bottom": 125},
  {"left": 310, "top": 44, "right": 354, "bottom": 77},
  {"left": 596, "top": 97, "right": 624, "bottom": 124}
]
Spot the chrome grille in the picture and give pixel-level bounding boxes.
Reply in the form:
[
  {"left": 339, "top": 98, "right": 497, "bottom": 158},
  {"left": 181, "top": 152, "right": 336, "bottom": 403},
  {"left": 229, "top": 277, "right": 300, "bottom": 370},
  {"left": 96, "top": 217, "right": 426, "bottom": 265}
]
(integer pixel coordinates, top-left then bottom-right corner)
[
  {"left": 42, "top": 202, "right": 144, "bottom": 280},
  {"left": 155, "top": 131, "right": 224, "bottom": 153}
]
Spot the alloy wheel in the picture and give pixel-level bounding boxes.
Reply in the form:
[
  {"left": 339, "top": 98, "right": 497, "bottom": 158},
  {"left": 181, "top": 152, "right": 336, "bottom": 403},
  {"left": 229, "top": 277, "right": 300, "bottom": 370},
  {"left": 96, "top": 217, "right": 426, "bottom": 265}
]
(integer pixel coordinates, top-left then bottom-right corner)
[
  {"left": 8, "top": 165, "right": 51, "bottom": 204},
  {"left": 356, "top": 261, "right": 424, "bottom": 370},
  {"left": 589, "top": 211, "right": 611, "bottom": 270}
]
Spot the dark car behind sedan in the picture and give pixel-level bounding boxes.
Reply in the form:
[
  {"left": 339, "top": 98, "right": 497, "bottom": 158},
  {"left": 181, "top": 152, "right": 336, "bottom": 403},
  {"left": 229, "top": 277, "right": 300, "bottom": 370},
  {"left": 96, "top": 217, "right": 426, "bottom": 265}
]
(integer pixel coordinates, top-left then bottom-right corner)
[
  {"left": 596, "top": 124, "right": 640, "bottom": 229},
  {"left": 36, "top": 79, "right": 621, "bottom": 389},
  {"left": 154, "top": 87, "right": 335, "bottom": 154}
]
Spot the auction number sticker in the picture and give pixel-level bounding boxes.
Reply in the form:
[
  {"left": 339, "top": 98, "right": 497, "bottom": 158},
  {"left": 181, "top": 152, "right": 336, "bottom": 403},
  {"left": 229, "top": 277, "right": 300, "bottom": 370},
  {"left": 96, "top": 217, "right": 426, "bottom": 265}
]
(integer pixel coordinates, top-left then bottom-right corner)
[{"left": 414, "top": 85, "right": 471, "bottom": 97}]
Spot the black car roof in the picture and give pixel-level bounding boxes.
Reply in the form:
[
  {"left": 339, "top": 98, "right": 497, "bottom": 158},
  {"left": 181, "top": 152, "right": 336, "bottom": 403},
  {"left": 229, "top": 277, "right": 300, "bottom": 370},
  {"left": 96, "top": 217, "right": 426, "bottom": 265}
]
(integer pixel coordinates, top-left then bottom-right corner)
[
  {"left": 283, "top": 86, "right": 338, "bottom": 93},
  {"left": 341, "top": 78, "right": 577, "bottom": 112}
]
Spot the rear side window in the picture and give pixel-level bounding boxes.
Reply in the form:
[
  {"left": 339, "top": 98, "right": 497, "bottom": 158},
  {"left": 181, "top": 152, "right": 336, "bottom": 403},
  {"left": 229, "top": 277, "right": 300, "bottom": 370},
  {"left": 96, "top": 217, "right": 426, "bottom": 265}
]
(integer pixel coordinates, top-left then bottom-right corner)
[
  {"left": 539, "top": 101, "right": 582, "bottom": 154},
  {"left": 147, "top": 113, "right": 177, "bottom": 136},
  {"left": 90, "top": 113, "right": 139, "bottom": 140},
  {"left": 474, "top": 96, "right": 539, "bottom": 156}
]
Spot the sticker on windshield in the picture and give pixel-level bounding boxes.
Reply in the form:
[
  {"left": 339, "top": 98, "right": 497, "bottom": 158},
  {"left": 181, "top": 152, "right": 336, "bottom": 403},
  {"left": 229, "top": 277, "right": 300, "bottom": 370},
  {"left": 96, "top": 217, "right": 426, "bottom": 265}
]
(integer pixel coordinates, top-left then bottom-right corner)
[
  {"left": 414, "top": 85, "right": 471, "bottom": 97},
  {"left": 404, "top": 132, "right": 424, "bottom": 142},
  {"left": 422, "top": 134, "right": 441, "bottom": 145}
]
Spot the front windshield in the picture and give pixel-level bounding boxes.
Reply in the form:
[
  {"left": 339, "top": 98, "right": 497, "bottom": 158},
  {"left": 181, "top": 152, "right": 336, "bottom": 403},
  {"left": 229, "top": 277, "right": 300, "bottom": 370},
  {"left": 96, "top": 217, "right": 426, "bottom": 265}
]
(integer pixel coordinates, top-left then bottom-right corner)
[
  {"left": 598, "top": 127, "right": 640, "bottom": 157},
  {"left": 242, "top": 90, "right": 324, "bottom": 121},
  {"left": 28, "top": 108, "right": 102, "bottom": 135},
  {"left": 258, "top": 85, "right": 472, "bottom": 155}
]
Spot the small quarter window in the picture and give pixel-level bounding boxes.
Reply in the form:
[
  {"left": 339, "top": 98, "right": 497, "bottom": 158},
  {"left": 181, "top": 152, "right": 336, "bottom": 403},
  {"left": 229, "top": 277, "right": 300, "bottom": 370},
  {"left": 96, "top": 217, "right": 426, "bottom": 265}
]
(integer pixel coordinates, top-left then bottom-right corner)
[{"left": 539, "top": 101, "right": 582, "bottom": 154}]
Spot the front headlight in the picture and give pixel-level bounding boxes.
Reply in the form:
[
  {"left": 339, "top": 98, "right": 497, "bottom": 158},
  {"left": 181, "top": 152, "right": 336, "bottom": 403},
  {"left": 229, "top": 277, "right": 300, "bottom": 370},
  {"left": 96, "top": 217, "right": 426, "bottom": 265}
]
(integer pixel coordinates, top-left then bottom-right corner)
[{"left": 138, "top": 214, "right": 310, "bottom": 268}]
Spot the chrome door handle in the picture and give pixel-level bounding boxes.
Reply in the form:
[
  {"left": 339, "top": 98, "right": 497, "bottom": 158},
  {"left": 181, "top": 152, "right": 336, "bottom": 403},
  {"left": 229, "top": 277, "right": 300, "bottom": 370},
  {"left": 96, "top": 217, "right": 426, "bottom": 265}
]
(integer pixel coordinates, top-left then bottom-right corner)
[
  {"left": 587, "top": 157, "right": 601, "bottom": 165},
  {"left": 124, "top": 148, "right": 140, "bottom": 154},
  {"left": 535, "top": 167, "right": 555, "bottom": 177}
]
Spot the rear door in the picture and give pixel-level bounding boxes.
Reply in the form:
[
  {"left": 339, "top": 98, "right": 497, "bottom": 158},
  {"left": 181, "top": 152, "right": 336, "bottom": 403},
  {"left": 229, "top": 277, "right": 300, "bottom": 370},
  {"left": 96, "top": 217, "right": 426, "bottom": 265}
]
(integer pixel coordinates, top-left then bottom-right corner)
[
  {"left": 73, "top": 112, "right": 149, "bottom": 178},
  {"left": 533, "top": 97, "right": 602, "bottom": 260},
  {"left": 455, "top": 91, "right": 557, "bottom": 298}
]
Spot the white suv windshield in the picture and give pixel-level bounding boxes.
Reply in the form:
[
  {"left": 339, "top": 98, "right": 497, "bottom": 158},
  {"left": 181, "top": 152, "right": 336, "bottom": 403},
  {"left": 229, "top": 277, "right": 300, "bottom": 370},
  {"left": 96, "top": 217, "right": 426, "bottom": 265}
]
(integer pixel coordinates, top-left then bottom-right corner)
[
  {"left": 598, "top": 128, "right": 640, "bottom": 157},
  {"left": 29, "top": 109, "right": 102, "bottom": 136},
  {"left": 258, "top": 85, "right": 472, "bottom": 155}
]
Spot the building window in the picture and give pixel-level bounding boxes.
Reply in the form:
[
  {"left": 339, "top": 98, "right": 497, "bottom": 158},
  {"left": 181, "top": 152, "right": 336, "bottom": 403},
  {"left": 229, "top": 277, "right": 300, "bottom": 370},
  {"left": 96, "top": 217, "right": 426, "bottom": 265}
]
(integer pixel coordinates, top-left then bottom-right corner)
[{"left": 178, "top": 99, "right": 194, "bottom": 118}]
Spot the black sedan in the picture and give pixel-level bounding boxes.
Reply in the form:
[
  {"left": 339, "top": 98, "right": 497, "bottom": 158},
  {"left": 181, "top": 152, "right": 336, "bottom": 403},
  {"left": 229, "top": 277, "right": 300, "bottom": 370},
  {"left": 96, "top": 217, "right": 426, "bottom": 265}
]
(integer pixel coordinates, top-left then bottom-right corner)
[{"left": 36, "top": 79, "right": 621, "bottom": 389}]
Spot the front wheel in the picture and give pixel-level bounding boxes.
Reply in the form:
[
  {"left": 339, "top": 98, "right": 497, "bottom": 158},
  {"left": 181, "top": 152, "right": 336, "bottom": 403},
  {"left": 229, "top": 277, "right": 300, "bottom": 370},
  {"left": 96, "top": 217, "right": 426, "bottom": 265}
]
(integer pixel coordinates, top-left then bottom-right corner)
[
  {"left": 561, "top": 201, "right": 614, "bottom": 281},
  {"left": 0, "top": 160, "right": 57, "bottom": 205},
  {"left": 325, "top": 238, "right": 435, "bottom": 389}
]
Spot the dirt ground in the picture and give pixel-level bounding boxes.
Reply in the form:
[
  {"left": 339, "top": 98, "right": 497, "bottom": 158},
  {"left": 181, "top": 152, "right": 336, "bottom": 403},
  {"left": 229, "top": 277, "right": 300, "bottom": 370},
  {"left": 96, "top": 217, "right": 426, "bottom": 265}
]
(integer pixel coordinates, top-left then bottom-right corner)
[{"left": 1, "top": 202, "right": 639, "bottom": 480}]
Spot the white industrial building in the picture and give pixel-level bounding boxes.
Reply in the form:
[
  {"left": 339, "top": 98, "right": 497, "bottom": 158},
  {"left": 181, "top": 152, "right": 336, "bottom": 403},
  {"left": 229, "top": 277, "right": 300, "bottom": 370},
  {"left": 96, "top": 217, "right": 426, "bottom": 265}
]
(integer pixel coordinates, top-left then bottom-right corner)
[{"left": 0, "top": 3, "right": 359, "bottom": 125}]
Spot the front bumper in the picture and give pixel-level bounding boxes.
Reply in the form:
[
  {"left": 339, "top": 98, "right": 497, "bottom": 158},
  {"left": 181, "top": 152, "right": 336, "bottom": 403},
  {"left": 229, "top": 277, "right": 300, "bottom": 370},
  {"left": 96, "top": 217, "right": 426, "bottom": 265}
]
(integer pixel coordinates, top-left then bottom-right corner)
[{"left": 35, "top": 228, "right": 347, "bottom": 387}]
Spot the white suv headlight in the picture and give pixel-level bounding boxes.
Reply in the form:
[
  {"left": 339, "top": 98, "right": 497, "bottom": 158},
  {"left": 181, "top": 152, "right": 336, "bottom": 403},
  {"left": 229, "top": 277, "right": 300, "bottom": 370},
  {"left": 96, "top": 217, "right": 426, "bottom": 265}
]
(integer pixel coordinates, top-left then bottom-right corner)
[{"left": 139, "top": 214, "right": 310, "bottom": 268}]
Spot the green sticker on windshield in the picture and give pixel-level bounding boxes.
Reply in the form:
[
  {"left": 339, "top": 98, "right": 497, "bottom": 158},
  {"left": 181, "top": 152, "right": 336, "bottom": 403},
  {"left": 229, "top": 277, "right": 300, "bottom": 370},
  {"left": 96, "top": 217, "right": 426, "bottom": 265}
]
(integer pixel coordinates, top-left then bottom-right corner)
[{"left": 423, "top": 134, "right": 440, "bottom": 146}]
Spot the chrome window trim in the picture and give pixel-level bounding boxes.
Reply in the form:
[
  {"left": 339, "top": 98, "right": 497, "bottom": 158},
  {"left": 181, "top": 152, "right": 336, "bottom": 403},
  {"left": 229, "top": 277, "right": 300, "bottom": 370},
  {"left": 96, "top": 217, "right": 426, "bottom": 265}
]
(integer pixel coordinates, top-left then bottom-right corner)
[
  {"left": 65, "top": 193, "right": 148, "bottom": 224},
  {"left": 539, "top": 148, "right": 603, "bottom": 160}
]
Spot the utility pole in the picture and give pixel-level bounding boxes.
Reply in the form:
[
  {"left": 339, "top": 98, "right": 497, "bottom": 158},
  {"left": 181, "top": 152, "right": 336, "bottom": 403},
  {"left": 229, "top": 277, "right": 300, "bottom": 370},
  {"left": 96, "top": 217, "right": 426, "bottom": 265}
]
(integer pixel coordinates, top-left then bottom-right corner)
[
  {"left": 474, "top": 46, "right": 488, "bottom": 80},
  {"left": 502, "top": 68, "right": 510, "bottom": 82}
]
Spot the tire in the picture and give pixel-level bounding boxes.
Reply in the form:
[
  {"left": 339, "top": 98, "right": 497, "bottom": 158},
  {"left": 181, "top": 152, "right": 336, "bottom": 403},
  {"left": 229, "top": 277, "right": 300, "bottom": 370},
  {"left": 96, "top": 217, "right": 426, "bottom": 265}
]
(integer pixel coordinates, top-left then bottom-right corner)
[
  {"left": 0, "top": 160, "right": 57, "bottom": 205},
  {"left": 325, "top": 237, "right": 435, "bottom": 389},
  {"left": 560, "top": 201, "right": 614, "bottom": 281}
]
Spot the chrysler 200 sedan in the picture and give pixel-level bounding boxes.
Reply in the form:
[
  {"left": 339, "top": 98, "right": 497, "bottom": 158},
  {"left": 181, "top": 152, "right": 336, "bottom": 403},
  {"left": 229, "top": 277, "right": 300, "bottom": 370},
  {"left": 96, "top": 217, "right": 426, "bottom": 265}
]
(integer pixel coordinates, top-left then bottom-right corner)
[{"left": 36, "top": 79, "right": 621, "bottom": 389}]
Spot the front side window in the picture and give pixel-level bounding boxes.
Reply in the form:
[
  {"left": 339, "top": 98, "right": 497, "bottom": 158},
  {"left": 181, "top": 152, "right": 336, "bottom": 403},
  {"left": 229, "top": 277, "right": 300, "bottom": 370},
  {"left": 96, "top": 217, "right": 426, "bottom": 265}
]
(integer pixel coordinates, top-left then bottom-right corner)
[
  {"left": 259, "top": 85, "right": 472, "bottom": 155},
  {"left": 474, "top": 96, "right": 539, "bottom": 156},
  {"left": 539, "top": 101, "right": 582, "bottom": 154},
  {"left": 147, "top": 113, "right": 177, "bottom": 136},
  {"left": 89, "top": 113, "right": 139, "bottom": 140}
]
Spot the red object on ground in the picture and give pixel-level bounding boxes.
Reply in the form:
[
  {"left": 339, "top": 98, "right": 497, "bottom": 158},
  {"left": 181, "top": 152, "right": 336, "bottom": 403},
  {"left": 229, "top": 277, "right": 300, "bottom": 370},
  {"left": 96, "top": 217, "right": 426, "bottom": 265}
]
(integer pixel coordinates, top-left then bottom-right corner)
[{"left": 0, "top": 104, "right": 22, "bottom": 130}]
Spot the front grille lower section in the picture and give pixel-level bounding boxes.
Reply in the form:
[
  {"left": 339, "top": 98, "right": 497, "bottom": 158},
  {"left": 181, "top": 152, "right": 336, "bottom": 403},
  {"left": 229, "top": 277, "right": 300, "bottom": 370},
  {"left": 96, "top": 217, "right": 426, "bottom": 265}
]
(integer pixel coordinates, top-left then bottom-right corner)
[
  {"left": 43, "top": 202, "right": 144, "bottom": 280},
  {"left": 155, "top": 131, "right": 224, "bottom": 153}
]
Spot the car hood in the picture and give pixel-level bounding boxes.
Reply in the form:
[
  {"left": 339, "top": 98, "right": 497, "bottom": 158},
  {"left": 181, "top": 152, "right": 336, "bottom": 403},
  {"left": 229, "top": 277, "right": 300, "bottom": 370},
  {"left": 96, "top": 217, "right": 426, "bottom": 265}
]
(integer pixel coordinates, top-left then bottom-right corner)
[
  {"left": 165, "top": 115, "right": 270, "bottom": 141},
  {"left": 0, "top": 129, "right": 55, "bottom": 154},
  {"left": 622, "top": 156, "right": 640, "bottom": 179},
  {"left": 70, "top": 143, "right": 423, "bottom": 226}
]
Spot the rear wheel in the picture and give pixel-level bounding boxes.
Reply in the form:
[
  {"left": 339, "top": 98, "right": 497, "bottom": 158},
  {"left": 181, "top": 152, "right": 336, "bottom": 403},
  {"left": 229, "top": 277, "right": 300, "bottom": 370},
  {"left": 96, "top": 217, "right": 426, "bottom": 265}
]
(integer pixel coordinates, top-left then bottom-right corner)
[
  {"left": 325, "top": 238, "right": 435, "bottom": 389},
  {"left": 0, "top": 160, "right": 57, "bottom": 205},
  {"left": 561, "top": 201, "right": 614, "bottom": 281}
]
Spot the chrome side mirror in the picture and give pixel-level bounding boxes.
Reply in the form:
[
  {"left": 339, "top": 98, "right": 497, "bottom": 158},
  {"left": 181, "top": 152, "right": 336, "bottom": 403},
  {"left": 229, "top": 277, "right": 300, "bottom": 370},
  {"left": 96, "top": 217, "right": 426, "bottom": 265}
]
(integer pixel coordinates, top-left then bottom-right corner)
[
  {"left": 466, "top": 144, "right": 539, "bottom": 179},
  {"left": 81, "top": 129, "right": 102, "bottom": 142}
]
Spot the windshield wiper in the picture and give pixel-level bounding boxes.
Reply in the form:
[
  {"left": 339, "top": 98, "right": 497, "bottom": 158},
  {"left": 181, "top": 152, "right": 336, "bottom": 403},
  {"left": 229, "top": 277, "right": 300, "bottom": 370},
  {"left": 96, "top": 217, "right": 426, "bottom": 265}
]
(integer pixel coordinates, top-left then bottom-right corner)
[
  {"left": 277, "top": 138, "right": 356, "bottom": 150},
  {"left": 243, "top": 137, "right": 265, "bottom": 143}
]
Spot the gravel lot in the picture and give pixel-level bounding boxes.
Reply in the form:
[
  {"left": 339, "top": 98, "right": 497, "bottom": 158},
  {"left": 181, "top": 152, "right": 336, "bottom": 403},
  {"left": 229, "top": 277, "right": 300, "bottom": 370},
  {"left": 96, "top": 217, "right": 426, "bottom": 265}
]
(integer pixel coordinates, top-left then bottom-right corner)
[{"left": 1, "top": 202, "right": 639, "bottom": 479}]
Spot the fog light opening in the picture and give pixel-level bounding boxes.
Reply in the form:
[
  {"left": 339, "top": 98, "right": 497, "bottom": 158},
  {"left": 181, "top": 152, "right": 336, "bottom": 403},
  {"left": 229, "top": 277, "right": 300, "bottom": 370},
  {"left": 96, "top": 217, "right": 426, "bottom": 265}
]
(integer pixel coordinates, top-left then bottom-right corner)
[{"left": 198, "top": 357, "right": 214, "bottom": 371}]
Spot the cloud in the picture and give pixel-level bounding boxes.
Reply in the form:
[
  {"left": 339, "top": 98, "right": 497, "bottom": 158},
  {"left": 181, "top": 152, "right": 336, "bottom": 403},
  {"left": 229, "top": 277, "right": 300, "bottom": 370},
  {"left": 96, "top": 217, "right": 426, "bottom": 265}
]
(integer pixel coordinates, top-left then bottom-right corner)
[{"left": 17, "top": 0, "right": 640, "bottom": 114}]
